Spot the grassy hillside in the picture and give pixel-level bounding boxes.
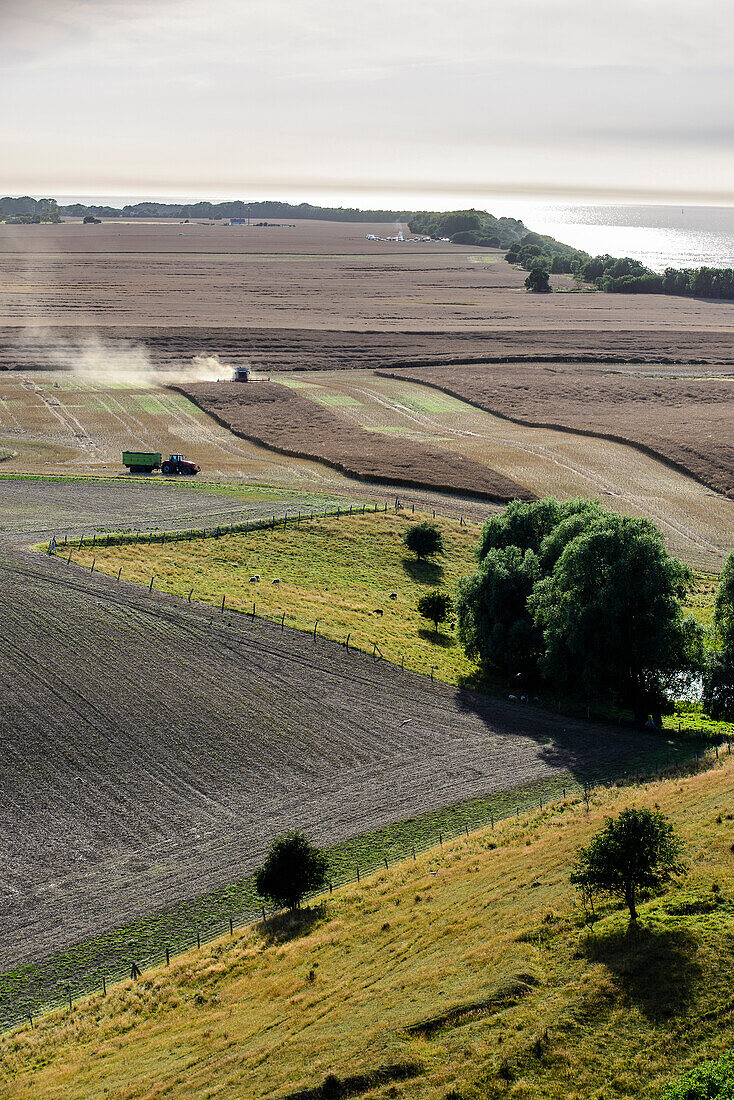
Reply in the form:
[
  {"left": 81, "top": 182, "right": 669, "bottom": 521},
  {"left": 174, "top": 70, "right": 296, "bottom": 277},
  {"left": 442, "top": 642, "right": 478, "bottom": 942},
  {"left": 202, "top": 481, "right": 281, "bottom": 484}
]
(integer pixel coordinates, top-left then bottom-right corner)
[
  {"left": 2, "top": 757, "right": 732, "bottom": 1099},
  {"left": 55, "top": 509, "right": 727, "bottom": 734}
]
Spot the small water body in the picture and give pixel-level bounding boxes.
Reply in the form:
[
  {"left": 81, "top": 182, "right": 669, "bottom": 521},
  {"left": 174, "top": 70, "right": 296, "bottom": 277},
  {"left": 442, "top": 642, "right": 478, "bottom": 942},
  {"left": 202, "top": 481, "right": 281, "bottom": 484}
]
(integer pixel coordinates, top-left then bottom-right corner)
[{"left": 491, "top": 200, "right": 734, "bottom": 273}]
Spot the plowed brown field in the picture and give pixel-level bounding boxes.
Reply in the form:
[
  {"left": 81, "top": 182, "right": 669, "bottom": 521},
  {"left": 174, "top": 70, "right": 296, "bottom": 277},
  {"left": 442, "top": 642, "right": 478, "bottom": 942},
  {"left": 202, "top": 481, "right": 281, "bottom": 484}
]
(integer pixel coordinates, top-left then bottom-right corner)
[
  {"left": 0, "top": 543, "right": 669, "bottom": 974},
  {"left": 381, "top": 363, "right": 734, "bottom": 499},
  {"left": 175, "top": 380, "right": 532, "bottom": 501}
]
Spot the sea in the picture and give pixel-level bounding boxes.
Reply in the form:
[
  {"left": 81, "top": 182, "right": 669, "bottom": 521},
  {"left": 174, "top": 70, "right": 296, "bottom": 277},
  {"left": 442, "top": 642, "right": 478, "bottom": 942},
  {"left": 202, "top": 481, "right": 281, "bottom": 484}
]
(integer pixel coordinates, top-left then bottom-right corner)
[
  {"left": 486, "top": 200, "right": 734, "bottom": 274},
  {"left": 60, "top": 192, "right": 734, "bottom": 274}
]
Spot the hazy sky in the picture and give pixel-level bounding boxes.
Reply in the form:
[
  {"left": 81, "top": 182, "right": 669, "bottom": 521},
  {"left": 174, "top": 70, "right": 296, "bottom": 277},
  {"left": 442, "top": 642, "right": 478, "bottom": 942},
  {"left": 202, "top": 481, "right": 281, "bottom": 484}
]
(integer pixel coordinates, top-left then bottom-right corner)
[{"left": 3, "top": 0, "right": 734, "bottom": 206}]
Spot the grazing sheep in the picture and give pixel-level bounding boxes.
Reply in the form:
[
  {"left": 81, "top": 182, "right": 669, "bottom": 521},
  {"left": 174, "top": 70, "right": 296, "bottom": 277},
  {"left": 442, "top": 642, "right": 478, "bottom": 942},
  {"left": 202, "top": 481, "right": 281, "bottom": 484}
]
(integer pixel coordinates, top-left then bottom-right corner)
[
  {"left": 508, "top": 694, "right": 517, "bottom": 701},
  {"left": 272, "top": 578, "right": 281, "bottom": 585},
  {"left": 389, "top": 592, "right": 398, "bottom": 600},
  {"left": 373, "top": 609, "right": 384, "bottom": 616},
  {"left": 249, "top": 574, "right": 261, "bottom": 583}
]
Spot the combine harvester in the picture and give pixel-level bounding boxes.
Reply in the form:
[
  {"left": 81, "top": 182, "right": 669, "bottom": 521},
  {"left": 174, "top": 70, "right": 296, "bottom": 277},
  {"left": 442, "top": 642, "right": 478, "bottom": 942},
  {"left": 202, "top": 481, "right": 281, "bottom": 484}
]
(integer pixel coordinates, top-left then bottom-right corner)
[{"left": 122, "top": 451, "right": 200, "bottom": 476}]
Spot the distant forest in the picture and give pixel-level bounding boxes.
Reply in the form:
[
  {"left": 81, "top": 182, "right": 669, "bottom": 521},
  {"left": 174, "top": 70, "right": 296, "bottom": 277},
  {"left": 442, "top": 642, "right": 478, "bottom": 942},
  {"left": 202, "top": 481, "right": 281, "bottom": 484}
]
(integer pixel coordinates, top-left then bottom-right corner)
[{"left": 3, "top": 195, "right": 734, "bottom": 301}]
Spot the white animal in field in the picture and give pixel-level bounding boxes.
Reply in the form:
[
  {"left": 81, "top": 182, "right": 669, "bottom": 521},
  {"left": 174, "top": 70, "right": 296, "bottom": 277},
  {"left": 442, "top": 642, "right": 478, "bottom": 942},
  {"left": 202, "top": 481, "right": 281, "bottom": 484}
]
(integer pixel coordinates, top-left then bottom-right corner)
[
  {"left": 389, "top": 592, "right": 398, "bottom": 600},
  {"left": 272, "top": 578, "right": 281, "bottom": 585},
  {"left": 249, "top": 574, "right": 261, "bottom": 583}
]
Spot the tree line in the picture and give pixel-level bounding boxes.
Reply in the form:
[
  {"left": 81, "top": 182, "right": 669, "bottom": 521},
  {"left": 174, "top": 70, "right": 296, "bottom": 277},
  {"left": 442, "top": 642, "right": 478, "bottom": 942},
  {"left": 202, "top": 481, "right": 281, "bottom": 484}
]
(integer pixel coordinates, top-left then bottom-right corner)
[
  {"left": 407, "top": 208, "right": 527, "bottom": 250},
  {"left": 0, "top": 197, "right": 61, "bottom": 224},
  {"left": 59, "top": 199, "right": 408, "bottom": 222}
]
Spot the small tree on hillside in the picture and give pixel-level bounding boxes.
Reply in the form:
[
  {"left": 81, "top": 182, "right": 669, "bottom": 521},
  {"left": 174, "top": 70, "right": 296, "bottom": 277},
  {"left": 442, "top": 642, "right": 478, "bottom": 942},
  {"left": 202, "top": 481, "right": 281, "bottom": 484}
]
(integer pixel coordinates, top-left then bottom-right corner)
[
  {"left": 404, "top": 521, "right": 444, "bottom": 560},
  {"left": 255, "top": 832, "right": 328, "bottom": 910},
  {"left": 525, "top": 266, "right": 551, "bottom": 293},
  {"left": 418, "top": 589, "right": 452, "bottom": 635},
  {"left": 571, "top": 807, "right": 685, "bottom": 922}
]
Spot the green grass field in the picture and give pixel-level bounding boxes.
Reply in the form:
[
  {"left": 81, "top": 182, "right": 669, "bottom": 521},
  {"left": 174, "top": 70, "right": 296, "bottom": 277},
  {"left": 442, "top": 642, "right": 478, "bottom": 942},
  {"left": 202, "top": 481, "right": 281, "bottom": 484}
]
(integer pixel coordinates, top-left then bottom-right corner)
[
  {"left": 62, "top": 510, "right": 480, "bottom": 683},
  {"left": 56, "top": 509, "right": 725, "bottom": 715},
  {"left": 3, "top": 756, "right": 732, "bottom": 1099}
]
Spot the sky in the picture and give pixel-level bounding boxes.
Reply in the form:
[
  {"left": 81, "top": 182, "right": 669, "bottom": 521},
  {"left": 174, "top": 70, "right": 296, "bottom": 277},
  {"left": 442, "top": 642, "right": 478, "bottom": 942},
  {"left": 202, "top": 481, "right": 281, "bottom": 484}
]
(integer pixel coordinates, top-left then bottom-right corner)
[{"left": 2, "top": 0, "right": 734, "bottom": 207}]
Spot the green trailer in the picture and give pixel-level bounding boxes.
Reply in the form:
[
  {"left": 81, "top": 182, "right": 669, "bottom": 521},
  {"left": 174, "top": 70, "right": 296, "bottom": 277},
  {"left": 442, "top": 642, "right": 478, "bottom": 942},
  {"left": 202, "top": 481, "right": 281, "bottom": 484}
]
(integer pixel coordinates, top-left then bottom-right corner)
[{"left": 122, "top": 451, "right": 162, "bottom": 474}]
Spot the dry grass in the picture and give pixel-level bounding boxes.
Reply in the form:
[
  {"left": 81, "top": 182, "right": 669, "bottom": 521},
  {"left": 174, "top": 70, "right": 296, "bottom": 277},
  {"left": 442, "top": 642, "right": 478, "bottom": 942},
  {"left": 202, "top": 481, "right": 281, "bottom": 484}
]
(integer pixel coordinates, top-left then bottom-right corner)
[{"left": 2, "top": 757, "right": 733, "bottom": 1100}]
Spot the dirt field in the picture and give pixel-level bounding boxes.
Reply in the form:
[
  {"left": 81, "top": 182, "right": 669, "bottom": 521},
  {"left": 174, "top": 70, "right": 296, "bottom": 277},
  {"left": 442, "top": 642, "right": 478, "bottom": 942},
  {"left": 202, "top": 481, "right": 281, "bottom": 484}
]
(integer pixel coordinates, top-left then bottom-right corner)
[
  {"left": 274, "top": 370, "right": 734, "bottom": 570},
  {"left": 0, "top": 536, "right": 671, "bottom": 976},
  {"left": 381, "top": 363, "right": 734, "bottom": 500},
  {"left": 2, "top": 220, "right": 734, "bottom": 371},
  {"left": 175, "top": 380, "right": 532, "bottom": 502}
]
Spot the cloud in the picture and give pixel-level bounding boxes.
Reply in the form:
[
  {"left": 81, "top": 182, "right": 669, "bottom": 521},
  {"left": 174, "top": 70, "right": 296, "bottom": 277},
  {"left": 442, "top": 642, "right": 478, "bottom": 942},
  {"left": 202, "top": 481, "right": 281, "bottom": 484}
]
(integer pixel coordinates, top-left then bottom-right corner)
[{"left": 3, "top": 0, "right": 734, "bottom": 203}]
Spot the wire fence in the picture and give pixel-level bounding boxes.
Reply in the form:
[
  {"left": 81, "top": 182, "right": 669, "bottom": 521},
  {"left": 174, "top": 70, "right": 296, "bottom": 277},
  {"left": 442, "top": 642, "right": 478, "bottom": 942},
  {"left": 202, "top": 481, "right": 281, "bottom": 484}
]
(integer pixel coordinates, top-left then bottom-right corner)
[{"left": 2, "top": 741, "right": 729, "bottom": 1037}]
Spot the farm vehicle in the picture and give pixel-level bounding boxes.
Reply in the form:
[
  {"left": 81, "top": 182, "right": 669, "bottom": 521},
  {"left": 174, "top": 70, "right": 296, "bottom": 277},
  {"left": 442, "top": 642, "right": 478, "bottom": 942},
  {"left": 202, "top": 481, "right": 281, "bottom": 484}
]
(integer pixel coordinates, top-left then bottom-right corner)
[{"left": 122, "top": 451, "right": 200, "bottom": 476}]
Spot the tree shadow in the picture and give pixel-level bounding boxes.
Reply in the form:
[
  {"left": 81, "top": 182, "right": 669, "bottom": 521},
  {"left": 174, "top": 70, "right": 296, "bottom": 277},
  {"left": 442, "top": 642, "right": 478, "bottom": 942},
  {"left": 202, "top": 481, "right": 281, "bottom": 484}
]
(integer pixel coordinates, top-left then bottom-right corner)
[
  {"left": 401, "top": 557, "right": 444, "bottom": 585},
  {"left": 259, "top": 902, "right": 327, "bottom": 945},
  {"left": 418, "top": 628, "right": 456, "bottom": 648},
  {"left": 582, "top": 923, "right": 701, "bottom": 1021}
]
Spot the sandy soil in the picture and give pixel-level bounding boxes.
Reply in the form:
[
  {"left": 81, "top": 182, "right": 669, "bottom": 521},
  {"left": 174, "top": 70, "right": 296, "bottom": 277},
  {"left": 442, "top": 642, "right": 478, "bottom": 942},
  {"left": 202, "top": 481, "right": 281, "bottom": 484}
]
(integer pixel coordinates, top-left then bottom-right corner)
[
  {"left": 1, "top": 221, "right": 734, "bottom": 367},
  {"left": 276, "top": 370, "right": 734, "bottom": 571}
]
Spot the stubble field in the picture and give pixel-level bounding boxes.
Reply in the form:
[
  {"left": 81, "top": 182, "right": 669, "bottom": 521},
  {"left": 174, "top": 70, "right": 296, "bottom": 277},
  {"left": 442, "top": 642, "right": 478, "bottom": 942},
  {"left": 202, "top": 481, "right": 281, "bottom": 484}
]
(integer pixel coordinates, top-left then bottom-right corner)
[{"left": 3, "top": 219, "right": 734, "bottom": 370}]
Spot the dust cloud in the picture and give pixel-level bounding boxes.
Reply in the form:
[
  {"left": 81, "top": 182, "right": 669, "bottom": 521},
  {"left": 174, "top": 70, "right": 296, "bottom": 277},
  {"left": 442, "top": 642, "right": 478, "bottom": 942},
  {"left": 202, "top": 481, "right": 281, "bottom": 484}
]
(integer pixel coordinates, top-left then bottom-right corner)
[{"left": 13, "top": 330, "right": 231, "bottom": 385}]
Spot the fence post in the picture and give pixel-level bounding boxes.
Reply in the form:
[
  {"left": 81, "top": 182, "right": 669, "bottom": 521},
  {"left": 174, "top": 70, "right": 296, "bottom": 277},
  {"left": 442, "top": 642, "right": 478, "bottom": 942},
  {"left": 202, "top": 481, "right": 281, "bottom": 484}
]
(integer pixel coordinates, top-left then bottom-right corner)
[
  {"left": 251, "top": 602, "right": 256, "bottom": 621},
  {"left": 412, "top": 847, "right": 416, "bottom": 860},
  {"left": 384, "top": 856, "right": 388, "bottom": 869},
  {"left": 165, "top": 947, "right": 170, "bottom": 965},
  {"left": 281, "top": 612, "right": 285, "bottom": 632},
  {"left": 430, "top": 666, "right": 435, "bottom": 682},
  {"left": 229, "top": 917, "right": 233, "bottom": 935},
  {"left": 262, "top": 905, "right": 267, "bottom": 921},
  {"left": 490, "top": 812, "right": 494, "bottom": 829},
  {"left": 345, "top": 633, "right": 350, "bottom": 652},
  {"left": 90, "top": 558, "right": 95, "bottom": 573},
  {"left": 117, "top": 566, "right": 122, "bottom": 582},
  {"left": 221, "top": 595, "right": 225, "bottom": 613},
  {"left": 197, "top": 931, "right": 201, "bottom": 949},
  {"left": 356, "top": 866, "right": 360, "bottom": 882},
  {"left": 102, "top": 975, "right": 106, "bottom": 996},
  {"left": 439, "top": 833, "right": 443, "bottom": 847},
  {"left": 68, "top": 989, "right": 72, "bottom": 1011},
  {"left": 149, "top": 575, "right": 154, "bottom": 591},
  {"left": 188, "top": 589, "right": 193, "bottom": 602},
  {"left": 313, "top": 620, "right": 319, "bottom": 640}
]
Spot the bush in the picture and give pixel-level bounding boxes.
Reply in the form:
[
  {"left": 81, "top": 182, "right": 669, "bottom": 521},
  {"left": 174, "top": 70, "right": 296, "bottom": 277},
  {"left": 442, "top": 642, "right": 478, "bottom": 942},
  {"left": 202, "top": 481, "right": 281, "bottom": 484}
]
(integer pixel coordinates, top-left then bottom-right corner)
[
  {"left": 404, "top": 521, "right": 444, "bottom": 559},
  {"left": 661, "top": 1052, "right": 734, "bottom": 1099},
  {"left": 255, "top": 832, "right": 328, "bottom": 910}
]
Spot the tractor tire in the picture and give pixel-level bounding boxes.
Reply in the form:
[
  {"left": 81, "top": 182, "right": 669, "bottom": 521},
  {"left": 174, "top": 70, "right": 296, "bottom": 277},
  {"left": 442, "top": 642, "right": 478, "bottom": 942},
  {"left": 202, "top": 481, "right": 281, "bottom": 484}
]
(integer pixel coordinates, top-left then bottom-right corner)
[{"left": 161, "top": 463, "right": 172, "bottom": 475}]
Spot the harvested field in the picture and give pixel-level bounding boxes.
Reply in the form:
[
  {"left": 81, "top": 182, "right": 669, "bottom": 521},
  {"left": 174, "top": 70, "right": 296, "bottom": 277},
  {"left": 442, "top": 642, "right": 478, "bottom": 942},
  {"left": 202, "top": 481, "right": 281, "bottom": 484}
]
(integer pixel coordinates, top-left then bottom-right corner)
[
  {"left": 175, "top": 380, "right": 532, "bottom": 502},
  {"left": 382, "top": 363, "right": 734, "bottom": 500},
  {"left": 0, "top": 545, "right": 671, "bottom": 975},
  {"left": 277, "top": 370, "right": 734, "bottom": 571},
  {"left": 3, "top": 221, "right": 734, "bottom": 369}
]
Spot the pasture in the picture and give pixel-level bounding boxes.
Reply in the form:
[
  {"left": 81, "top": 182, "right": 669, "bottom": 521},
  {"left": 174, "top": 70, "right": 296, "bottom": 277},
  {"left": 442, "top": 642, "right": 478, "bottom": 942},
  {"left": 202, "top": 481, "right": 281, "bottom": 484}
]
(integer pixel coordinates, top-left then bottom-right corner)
[
  {"left": 60, "top": 508, "right": 721, "bottom": 711},
  {"left": 2, "top": 755, "right": 732, "bottom": 1100}
]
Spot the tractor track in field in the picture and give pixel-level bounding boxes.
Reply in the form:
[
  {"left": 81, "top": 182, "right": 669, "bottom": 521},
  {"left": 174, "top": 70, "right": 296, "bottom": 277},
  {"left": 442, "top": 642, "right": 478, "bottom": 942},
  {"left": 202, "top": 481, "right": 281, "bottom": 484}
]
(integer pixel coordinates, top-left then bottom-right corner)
[{"left": 0, "top": 478, "right": 671, "bottom": 973}]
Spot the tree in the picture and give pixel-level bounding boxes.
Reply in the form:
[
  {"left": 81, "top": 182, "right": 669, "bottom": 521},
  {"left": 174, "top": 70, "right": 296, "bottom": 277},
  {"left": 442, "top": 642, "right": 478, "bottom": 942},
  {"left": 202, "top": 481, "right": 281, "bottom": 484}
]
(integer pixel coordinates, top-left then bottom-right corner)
[
  {"left": 529, "top": 513, "right": 702, "bottom": 721},
  {"left": 417, "top": 589, "right": 452, "bottom": 634},
  {"left": 255, "top": 832, "right": 328, "bottom": 910},
  {"left": 571, "top": 807, "right": 685, "bottom": 922},
  {"left": 455, "top": 545, "right": 541, "bottom": 678},
  {"left": 525, "top": 266, "right": 551, "bottom": 293},
  {"left": 703, "top": 552, "right": 734, "bottom": 720},
  {"left": 404, "top": 521, "right": 444, "bottom": 559}
]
